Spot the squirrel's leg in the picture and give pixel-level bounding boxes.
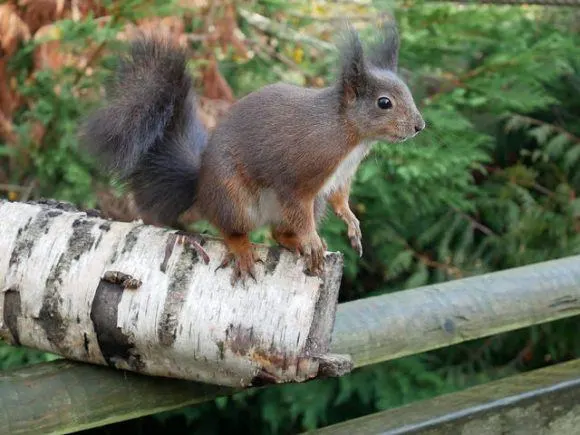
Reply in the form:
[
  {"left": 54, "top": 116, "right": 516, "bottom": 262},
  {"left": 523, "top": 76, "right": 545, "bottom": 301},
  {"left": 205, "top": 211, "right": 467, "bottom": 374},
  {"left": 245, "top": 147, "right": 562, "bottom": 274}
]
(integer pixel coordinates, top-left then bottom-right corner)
[
  {"left": 272, "top": 227, "right": 301, "bottom": 253},
  {"left": 279, "top": 197, "right": 326, "bottom": 276},
  {"left": 217, "top": 232, "right": 261, "bottom": 285},
  {"left": 273, "top": 197, "right": 327, "bottom": 252},
  {"left": 328, "top": 183, "right": 362, "bottom": 257},
  {"left": 203, "top": 179, "right": 263, "bottom": 285}
]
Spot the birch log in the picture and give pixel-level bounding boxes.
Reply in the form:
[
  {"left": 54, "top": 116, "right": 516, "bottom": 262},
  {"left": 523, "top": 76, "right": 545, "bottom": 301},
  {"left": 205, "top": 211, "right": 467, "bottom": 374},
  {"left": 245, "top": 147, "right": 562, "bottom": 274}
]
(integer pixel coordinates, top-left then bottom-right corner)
[{"left": 0, "top": 199, "right": 350, "bottom": 387}]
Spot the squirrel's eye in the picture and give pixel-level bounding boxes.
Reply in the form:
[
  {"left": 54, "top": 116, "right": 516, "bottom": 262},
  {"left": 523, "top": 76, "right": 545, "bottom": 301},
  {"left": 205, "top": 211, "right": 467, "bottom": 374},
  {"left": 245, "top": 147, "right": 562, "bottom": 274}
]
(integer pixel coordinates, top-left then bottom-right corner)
[{"left": 377, "top": 97, "right": 392, "bottom": 110}]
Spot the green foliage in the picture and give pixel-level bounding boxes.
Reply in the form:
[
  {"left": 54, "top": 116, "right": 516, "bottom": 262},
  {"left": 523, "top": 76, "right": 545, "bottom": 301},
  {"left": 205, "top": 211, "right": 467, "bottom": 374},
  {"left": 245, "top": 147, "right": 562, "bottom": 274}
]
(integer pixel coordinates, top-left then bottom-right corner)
[
  {"left": 2, "top": 0, "right": 180, "bottom": 206},
  {"left": 331, "top": 2, "right": 580, "bottom": 292},
  {"left": 0, "top": 341, "right": 60, "bottom": 370},
  {"left": 5, "top": 19, "right": 115, "bottom": 205},
  {"left": 2, "top": 1, "right": 580, "bottom": 434}
]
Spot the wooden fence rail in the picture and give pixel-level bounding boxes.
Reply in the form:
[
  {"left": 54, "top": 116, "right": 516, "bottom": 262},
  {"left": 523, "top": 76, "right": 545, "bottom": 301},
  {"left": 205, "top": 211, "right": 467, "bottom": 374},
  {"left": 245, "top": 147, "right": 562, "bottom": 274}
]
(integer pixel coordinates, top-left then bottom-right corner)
[
  {"left": 2, "top": 255, "right": 580, "bottom": 434},
  {"left": 309, "top": 358, "right": 580, "bottom": 435}
]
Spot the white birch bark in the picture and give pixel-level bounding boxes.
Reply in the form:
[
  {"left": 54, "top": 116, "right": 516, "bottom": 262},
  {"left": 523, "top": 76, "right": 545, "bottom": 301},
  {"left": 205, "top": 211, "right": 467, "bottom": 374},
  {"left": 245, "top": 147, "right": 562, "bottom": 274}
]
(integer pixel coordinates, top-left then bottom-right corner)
[{"left": 0, "top": 199, "right": 350, "bottom": 387}]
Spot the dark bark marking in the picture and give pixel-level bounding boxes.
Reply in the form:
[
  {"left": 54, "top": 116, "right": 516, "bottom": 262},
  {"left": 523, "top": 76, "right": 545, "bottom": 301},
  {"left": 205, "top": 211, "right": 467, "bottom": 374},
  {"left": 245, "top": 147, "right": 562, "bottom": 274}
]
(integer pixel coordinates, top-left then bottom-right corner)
[
  {"left": 37, "top": 287, "right": 67, "bottom": 348},
  {"left": 95, "top": 233, "right": 104, "bottom": 249},
  {"left": 30, "top": 199, "right": 79, "bottom": 212},
  {"left": 9, "top": 206, "right": 98, "bottom": 269},
  {"left": 158, "top": 246, "right": 197, "bottom": 346},
  {"left": 443, "top": 318, "right": 456, "bottom": 334},
  {"left": 224, "top": 323, "right": 307, "bottom": 385},
  {"left": 28, "top": 198, "right": 103, "bottom": 219},
  {"left": 160, "top": 237, "right": 175, "bottom": 273},
  {"left": 265, "top": 247, "right": 281, "bottom": 275},
  {"left": 3, "top": 288, "right": 22, "bottom": 345},
  {"left": 108, "top": 247, "right": 119, "bottom": 265},
  {"left": 83, "top": 333, "right": 90, "bottom": 354},
  {"left": 95, "top": 222, "right": 112, "bottom": 249},
  {"left": 225, "top": 324, "right": 257, "bottom": 355},
  {"left": 69, "top": 218, "right": 97, "bottom": 260},
  {"left": 122, "top": 226, "right": 145, "bottom": 255},
  {"left": 216, "top": 340, "right": 225, "bottom": 360},
  {"left": 38, "top": 218, "right": 97, "bottom": 352},
  {"left": 90, "top": 279, "right": 144, "bottom": 371},
  {"left": 86, "top": 208, "right": 102, "bottom": 218},
  {"left": 9, "top": 216, "right": 35, "bottom": 268},
  {"left": 549, "top": 295, "right": 580, "bottom": 312}
]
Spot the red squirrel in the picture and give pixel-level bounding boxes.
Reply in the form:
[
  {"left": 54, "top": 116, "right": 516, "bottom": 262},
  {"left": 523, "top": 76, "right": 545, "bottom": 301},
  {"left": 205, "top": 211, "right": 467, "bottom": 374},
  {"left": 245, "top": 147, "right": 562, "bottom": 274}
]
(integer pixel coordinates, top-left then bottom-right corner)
[{"left": 81, "top": 22, "right": 425, "bottom": 284}]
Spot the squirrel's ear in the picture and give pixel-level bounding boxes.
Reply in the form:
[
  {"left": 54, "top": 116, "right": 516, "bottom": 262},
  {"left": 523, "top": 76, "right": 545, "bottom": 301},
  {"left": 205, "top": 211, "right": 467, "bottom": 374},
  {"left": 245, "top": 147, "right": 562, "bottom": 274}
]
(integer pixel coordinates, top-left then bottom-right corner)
[
  {"left": 368, "top": 19, "right": 399, "bottom": 72},
  {"left": 339, "top": 26, "right": 367, "bottom": 103}
]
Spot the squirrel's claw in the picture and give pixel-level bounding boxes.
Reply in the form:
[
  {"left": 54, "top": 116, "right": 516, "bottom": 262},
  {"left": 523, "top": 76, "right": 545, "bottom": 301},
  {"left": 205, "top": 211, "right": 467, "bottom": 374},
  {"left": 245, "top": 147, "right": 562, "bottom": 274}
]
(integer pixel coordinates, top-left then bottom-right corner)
[
  {"left": 175, "top": 231, "right": 210, "bottom": 264},
  {"left": 272, "top": 228, "right": 326, "bottom": 276},
  {"left": 217, "top": 250, "right": 260, "bottom": 286},
  {"left": 350, "top": 236, "right": 363, "bottom": 257},
  {"left": 347, "top": 220, "right": 363, "bottom": 257},
  {"left": 338, "top": 212, "right": 362, "bottom": 258},
  {"left": 298, "top": 234, "right": 326, "bottom": 277}
]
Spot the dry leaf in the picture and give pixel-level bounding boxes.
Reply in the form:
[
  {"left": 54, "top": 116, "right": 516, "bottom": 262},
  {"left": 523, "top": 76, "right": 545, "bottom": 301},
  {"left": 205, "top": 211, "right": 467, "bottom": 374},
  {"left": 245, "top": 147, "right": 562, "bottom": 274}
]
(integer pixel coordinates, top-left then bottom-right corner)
[
  {"left": 33, "top": 23, "right": 69, "bottom": 70},
  {"left": 0, "top": 61, "right": 20, "bottom": 129},
  {"left": 17, "top": 0, "right": 106, "bottom": 33},
  {"left": 0, "top": 3, "right": 30, "bottom": 55},
  {"left": 200, "top": 55, "right": 235, "bottom": 102},
  {"left": 0, "top": 108, "right": 17, "bottom": 145},
  {"left": 215, "top": 2, "right": 247, "bottom": 58},
  {"left": 0, "top": 4, "right": 29, "bottom": 139},
  {"left": 17, "top": 0, "right": 64, "bottom": 34}
]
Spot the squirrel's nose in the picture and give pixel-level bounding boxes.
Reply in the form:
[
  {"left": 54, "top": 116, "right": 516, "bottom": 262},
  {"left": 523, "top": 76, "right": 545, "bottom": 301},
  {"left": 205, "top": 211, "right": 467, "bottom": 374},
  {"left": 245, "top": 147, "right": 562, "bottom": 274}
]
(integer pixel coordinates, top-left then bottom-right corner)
[{"left": 414, "top": 119, "right": 425, "bottom": 133}]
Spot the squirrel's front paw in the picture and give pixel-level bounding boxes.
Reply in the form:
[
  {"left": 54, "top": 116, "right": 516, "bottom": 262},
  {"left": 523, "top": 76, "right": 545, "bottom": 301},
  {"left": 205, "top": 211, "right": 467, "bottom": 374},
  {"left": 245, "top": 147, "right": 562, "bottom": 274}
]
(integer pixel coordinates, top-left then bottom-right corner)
[
  {"left": 298, "top": 233, "right": 326, "bottom": 276},
  {"left": 346, "top": 217, "right": 362, "bottom": 257},
  {"left": 335, "top": 209, "right": 362, "bottom": 258}
]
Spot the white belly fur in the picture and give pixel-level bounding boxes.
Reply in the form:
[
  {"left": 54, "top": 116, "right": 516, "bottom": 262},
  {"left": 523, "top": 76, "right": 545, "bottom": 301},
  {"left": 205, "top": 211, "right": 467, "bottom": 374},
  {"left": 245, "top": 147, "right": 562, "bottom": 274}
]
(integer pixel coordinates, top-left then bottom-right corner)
[
  {"left": 246, "top": 188, "right": 283, "bottom": 227},
  {"left": 321, "top": 142, "right": 372, "bottom": 197},
  {"left": 247, "top": 142, "right": 372, "bottom": 226}
]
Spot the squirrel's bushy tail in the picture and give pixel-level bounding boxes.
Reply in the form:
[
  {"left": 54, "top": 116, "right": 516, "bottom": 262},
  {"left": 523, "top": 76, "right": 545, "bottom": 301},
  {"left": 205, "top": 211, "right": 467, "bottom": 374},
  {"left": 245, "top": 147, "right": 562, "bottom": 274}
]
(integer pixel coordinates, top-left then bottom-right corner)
[{"left": 81, "top": 36, "right": 207, "bottom": 226}]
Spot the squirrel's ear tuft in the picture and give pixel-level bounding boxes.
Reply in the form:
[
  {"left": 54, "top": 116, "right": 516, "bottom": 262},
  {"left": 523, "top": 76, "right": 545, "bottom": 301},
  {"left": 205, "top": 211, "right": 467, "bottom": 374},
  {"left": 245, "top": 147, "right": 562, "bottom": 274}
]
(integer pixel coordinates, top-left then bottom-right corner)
[
  {"left": 368, "top": 19, "right": 399, "bottom": 72},
  {"left": 339, "top": 25, "right": 367, "bottom": 103}
]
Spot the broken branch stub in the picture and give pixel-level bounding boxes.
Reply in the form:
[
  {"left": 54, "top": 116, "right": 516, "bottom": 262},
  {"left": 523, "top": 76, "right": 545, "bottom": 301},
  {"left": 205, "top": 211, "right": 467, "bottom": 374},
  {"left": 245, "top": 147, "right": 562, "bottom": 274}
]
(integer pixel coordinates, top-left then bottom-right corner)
[{"left": 0, "top": 200, "right": 351, "bottom": 387}]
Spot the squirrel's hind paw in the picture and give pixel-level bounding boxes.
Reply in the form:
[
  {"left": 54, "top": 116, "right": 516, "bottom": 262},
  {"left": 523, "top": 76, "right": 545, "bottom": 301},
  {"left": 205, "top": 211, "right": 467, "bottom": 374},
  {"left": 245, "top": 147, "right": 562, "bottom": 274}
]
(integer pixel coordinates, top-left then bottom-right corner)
[
  {"left": 216, "top": 249, "right": 262, "bottom": 286},
  {"left": 174, "top": 231, "right": 210, "bottom": 264},
  {"left": 298, "top": 234, "right": 326, "bottom": 277}
]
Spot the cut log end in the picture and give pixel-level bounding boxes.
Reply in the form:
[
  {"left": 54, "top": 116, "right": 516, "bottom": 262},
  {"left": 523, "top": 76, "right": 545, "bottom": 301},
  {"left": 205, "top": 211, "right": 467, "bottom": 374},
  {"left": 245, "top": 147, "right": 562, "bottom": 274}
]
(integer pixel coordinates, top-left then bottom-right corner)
[{"left": 0, "top": 199, "right": 351, "bottom": 387}]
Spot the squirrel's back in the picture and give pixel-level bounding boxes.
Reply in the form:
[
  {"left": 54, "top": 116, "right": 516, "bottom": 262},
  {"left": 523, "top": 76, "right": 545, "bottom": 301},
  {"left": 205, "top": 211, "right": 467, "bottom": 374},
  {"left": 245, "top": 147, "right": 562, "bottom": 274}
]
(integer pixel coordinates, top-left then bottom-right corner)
[
  {"left": 204, "top": 83, "right": 349, "bottom": 188},
  {"left": 81, "top": 36, "right": 207, "bottom": 226}
]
